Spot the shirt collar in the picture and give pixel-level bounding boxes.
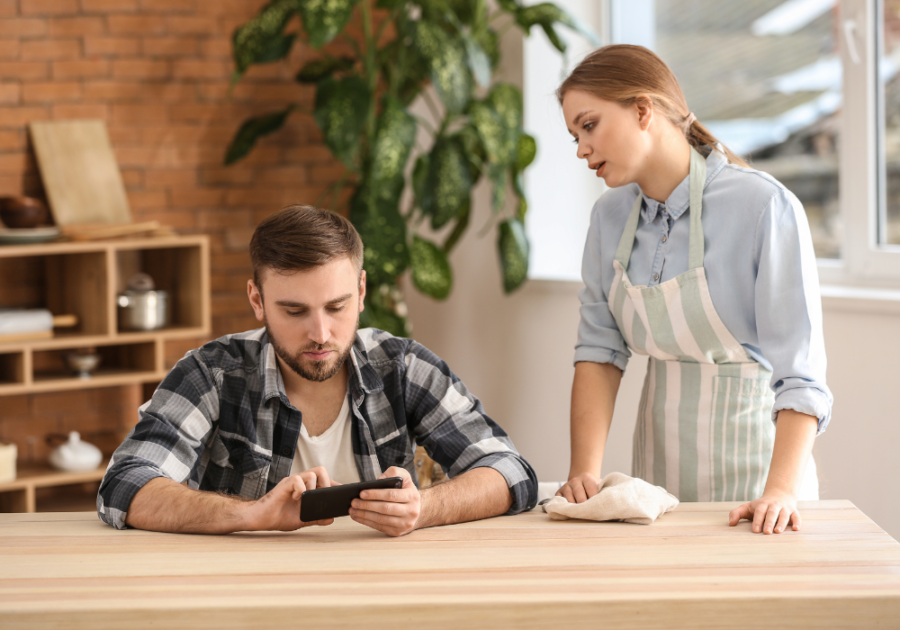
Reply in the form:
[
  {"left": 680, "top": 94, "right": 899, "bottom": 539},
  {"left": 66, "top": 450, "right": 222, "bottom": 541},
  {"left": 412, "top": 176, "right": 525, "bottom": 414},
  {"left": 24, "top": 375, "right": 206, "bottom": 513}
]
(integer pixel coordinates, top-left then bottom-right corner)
[
  {"left": 260, "top": 330, "right": 288, "bottom": 403},
  {"left": 639, "top": 145, "right": 727, "bottom": 223},
  {"left": 260, "top": 330, "right": 384, "bottom": 404}
]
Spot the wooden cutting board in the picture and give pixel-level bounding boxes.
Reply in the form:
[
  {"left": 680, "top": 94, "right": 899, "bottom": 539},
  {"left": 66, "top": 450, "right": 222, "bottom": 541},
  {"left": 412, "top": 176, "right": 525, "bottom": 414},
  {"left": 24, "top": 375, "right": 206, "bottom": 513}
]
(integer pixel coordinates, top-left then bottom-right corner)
[{"left": 28, "top": 119, "right": 132, "bottom": 226}]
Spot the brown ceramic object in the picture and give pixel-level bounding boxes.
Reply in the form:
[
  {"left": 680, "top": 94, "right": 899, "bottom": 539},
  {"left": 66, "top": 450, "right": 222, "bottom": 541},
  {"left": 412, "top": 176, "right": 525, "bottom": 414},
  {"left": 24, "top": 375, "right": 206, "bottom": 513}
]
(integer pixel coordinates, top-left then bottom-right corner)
[{"left": 0, "top": 196, "right": 50, "bottom": 229}]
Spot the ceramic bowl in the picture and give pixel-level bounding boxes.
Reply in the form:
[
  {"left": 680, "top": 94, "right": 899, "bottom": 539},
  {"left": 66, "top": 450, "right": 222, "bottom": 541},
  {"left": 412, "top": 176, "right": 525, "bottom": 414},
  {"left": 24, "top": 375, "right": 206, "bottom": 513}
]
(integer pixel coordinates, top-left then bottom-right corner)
[
  {"left": 0, "top": 196, "right": 50, "bottom": 229},
  {"left": 65, "top": 352, "right": 101, "bottom": 379}
]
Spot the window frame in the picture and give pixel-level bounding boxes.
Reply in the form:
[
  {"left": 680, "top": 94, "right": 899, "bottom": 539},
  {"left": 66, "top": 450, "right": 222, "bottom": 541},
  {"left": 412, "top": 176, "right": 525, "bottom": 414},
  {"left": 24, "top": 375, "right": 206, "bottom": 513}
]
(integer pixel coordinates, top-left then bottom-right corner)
[{"left": 823, "top": 0, "right": 900, "bottom": 286}]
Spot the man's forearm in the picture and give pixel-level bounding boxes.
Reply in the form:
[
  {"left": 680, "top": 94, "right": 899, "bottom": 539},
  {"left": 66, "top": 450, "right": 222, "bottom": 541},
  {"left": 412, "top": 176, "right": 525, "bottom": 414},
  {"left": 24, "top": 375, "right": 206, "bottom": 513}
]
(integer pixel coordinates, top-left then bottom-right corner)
[
  {"left": 416, "top": 467, "right": 513, "bottom": 529},
  {"left": 125, "top": 477, "right": 252, "bottom": 534}
]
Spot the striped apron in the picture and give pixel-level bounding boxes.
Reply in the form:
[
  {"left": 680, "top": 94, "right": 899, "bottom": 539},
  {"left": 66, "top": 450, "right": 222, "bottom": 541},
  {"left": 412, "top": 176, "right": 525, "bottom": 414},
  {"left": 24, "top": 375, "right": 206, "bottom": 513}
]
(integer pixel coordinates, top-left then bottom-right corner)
[{"left": 608, "top": 148, "right": 818, "bottom": 502}]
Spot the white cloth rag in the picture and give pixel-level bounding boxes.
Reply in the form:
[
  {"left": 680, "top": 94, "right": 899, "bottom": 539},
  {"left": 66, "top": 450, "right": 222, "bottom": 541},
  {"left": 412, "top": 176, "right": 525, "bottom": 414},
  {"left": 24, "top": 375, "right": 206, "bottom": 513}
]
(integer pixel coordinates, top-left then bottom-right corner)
[{"left": 541, "top": 472, "right": 679, "bottom": 525}]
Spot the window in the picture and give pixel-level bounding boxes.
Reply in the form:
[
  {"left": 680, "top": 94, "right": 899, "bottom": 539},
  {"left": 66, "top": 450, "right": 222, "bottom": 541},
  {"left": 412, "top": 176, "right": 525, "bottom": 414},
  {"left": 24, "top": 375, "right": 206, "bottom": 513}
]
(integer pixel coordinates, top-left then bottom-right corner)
[{"left": 523, "top": 0, "right": 900, "bottom": 286}]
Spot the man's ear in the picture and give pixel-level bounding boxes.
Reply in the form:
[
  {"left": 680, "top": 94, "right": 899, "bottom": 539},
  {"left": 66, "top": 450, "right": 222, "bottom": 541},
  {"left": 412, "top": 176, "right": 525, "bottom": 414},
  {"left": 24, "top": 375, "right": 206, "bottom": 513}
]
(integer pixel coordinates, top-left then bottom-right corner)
[
  {"left": 635, "top": 95, "right": 654, "bottom": 131},
  {"left": 248, "top": 279, "right": 266, "bottom": 322},
  {"left": 358, "top": 269, "right": 366, "bottom": 313}
]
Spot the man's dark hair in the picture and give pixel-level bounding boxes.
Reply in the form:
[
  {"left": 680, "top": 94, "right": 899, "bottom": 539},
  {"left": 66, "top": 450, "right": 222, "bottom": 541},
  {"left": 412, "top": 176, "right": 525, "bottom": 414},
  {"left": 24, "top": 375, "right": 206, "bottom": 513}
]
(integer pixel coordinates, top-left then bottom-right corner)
[{"left": 250, "top": 205, "right": 364, "bottom": 292}]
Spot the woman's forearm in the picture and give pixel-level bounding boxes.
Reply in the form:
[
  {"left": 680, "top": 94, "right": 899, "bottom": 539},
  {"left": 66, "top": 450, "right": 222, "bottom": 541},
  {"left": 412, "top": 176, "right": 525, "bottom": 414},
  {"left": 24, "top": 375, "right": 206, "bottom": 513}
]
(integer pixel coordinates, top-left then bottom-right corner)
[
  {"left": 568, "top": 361, "right": 622, "bottom": 478},
  {"left": 764, "top": 409, "right": 818, "bottom": 497}
]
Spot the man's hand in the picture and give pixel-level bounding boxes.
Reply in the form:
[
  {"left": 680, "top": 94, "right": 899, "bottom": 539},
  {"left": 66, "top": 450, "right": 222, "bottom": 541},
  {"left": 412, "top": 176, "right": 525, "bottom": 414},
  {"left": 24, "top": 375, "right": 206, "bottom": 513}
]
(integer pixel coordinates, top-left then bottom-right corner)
[
  {"left": 349, "top": 466, "right": 421, "bottom": 537},
  {"left": 245, "top": 466, "right": 336, "bottom": 532},
  {"left": 557, "top": 472, "right": 601, "bottom": 503},
  {"left": 728, "top": 489, "right": 801, "bottom": 534}
]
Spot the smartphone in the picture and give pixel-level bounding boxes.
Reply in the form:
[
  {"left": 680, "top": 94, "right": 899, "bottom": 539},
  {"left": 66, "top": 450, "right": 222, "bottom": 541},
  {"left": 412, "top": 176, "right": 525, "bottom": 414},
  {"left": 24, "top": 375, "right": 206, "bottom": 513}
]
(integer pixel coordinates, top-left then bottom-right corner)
[{"left": 299, "top": 477, "right": 404, "bottom": 522}]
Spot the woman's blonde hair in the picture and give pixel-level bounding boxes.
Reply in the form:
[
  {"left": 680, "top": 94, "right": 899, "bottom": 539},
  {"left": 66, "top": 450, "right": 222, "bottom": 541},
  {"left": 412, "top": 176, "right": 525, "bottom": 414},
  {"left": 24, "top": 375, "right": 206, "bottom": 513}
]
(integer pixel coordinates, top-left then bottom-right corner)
[{"left": 557, "top": 44, "right": 748, "bottom": 168}]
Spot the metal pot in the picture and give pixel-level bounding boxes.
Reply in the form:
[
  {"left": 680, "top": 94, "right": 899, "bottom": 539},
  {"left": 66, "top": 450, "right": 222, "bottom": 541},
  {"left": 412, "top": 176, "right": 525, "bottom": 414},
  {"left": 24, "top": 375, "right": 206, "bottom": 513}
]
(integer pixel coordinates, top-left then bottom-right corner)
[{"left": 117, "top": 289, "right": 169, "bottom": 331}]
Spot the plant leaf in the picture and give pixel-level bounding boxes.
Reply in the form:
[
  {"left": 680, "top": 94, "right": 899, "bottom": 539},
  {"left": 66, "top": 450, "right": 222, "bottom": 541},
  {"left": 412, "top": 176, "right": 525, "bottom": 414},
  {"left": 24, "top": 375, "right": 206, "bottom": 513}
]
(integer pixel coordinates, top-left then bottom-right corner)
[
  {"left": 462, "top": 32, "right": 491, "bottom": 88},
  {"left": 298, "top": 0, "right": 361, "bottom": 49},
  {"left": 413, "top": 21, "right": 472, "bottom": 115},
  {"left": 232, "top": 0, "right": 297, "bottom": 78},
  {"left": 469, "top": 101, "right": 513, "bottom": 165},
  {"left": 421, "top": 137, "right": 472, "bottom": 230},
  {"left": 513, "top": 3, "right": 600, "bottom": 53},
  {"left": 411, "top": 235, "right": 453, "bottom": 299},
  {"left": 515, "top": 132, "right": 536, "bottom": 172},
  {"left": 412, "top": 153, "right": 430, "bottom": 205},
  {"left": 486, "top": 83, "right": 523, "bottom": 134},
  {"left": 350, "top": 190, "right": 410, "bottom": 286},
  {"left": 489, "top": 163, "right": 506, "bottom": 213},
  {"left": 457, "top": 123, "right": 485, "bottom": 181},
  {"left": 360, "top": 282, "right": 409, "bottom": 337},
  {"left": 496, "top": 0, "right": 520, "bottom": 12},
  {"left": 472, "top": 25, "right": 499, "bottom": 68},
  {"left": 497, "top": 217, "right": 529, "bottom": 293},
  {"left": 369, "top": 96, "right": 417, "bottom": 206},
  {"left": 224, "top": 106, "right": 294, "bottom": 165},
  {"left": 295, "top": 56, "right": 356, "bottom": 83},
  {"left": 314, "top": 76, "right": 370, "bottom": 167}
]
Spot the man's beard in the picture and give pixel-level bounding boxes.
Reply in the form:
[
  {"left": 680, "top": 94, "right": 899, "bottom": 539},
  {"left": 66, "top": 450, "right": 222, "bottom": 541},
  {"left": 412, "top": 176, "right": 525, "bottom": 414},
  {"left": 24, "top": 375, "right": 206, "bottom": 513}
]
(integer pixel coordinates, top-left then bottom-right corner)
[{"left": 266, "top": 320, "right": 357, "bottom": 383}]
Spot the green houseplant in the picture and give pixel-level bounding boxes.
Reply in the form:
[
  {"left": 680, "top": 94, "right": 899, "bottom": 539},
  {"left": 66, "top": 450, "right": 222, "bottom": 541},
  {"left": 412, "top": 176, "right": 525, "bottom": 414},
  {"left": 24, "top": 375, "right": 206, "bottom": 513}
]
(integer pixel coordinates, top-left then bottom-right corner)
[{"left": 226, "top": 0, "right": 596, "bottom": 335}]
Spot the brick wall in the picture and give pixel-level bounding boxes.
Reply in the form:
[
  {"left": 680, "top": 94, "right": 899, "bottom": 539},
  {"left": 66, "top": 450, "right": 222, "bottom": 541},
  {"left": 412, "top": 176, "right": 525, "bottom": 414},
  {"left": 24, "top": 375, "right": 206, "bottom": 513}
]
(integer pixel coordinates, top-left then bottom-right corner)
[{"left": 0, "top": 0, "right": 350, "bottom": 463}]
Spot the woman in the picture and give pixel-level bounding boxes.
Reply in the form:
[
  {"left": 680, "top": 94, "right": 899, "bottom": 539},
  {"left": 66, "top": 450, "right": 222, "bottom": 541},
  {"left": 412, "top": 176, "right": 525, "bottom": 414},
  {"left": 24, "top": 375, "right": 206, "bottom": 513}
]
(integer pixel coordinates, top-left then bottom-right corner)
[{"left": 556, "top": 45, "right": 832, "bottom": 535}]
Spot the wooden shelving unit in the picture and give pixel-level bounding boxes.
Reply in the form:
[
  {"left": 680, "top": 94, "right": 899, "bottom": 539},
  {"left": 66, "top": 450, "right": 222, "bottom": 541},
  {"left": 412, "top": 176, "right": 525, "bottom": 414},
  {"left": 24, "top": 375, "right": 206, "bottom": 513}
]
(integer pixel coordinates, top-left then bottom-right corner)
[
  {"left": 0, "top": 461, "right": 109, "bottom": 513},
  {"left": 0, "top": 235, "right": 211, "bottom": 512}
]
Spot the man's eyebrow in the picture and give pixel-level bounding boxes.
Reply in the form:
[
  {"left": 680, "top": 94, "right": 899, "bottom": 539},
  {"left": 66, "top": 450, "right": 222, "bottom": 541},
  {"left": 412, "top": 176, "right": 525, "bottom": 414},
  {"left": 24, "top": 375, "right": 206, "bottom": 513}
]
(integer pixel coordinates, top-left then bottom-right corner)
[{"left": 274, "top": 293, "right": 353, "bottom": 308}]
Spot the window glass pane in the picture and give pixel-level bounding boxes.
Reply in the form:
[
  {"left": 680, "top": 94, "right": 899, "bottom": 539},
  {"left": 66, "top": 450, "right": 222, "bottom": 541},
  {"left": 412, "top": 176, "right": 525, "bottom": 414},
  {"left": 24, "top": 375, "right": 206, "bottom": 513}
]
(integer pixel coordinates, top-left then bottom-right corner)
[
  {"left": 625, "top": 0, "right": 843, "bottom": 259},
  {"left": 881, "top": 0, "right": 900, "bottom": 246}
]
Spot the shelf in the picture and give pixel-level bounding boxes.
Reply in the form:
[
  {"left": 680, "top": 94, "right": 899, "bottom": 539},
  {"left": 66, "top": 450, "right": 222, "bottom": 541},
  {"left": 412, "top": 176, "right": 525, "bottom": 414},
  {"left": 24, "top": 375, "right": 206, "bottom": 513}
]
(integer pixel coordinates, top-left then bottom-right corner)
[
  {"left": 0, "top": 234, "right": 208, "bottom": 258},
  {"left": 0, "top": 326, "right": 210, "bottom": 352},
  {"left": 0, "top": 461, "right": 107, "bottom": 513}
]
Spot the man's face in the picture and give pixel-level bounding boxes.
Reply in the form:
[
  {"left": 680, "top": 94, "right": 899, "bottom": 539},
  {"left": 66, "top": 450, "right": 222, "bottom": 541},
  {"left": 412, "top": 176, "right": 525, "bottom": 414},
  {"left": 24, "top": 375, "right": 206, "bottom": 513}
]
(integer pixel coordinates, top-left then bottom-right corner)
[{"left": 248, "top": 258, "right": 365, "bottom": 383}]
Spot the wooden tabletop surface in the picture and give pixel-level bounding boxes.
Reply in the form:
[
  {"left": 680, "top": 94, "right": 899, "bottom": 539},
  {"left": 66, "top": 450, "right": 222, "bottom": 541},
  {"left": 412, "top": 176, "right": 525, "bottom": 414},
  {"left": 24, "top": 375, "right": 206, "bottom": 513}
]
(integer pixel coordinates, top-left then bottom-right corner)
[{"left": 1, "top": 500, "right": 899, "bottom": 629}]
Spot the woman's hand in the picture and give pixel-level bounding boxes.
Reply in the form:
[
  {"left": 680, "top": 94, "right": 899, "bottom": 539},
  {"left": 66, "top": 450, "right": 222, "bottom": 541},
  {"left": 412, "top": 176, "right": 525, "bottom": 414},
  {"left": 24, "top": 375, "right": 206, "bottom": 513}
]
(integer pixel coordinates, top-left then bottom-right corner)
[
  {"left": 556, "top": 473, "right": 602, "bottom": 503},
  {"left": 728, "top": 489, "right": 801, "bottom": 534}
]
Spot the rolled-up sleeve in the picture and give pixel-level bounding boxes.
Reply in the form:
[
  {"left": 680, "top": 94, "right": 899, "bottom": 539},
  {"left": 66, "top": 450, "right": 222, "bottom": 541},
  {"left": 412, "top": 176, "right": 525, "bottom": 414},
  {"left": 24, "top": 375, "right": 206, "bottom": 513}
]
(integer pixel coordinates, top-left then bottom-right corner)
[
  {"left": 97, "top": 352, "right": 220, "bottom": 529},
  {"left": 575, "top": 199, "right": 631, "bottom": 371},
  {"left": 403, "top": 341, "right": 538, "bottom": 514},
  {"left": 754, "top": 189, "right": 833, "bottom": 433}
]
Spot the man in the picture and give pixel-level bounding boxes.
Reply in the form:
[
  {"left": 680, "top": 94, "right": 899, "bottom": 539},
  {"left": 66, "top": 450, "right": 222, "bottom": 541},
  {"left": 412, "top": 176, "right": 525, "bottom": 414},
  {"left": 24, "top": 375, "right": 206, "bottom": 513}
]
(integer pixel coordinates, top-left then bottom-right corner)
[{"left": 97, "top": 205, "right": 537, "bottom": 536}]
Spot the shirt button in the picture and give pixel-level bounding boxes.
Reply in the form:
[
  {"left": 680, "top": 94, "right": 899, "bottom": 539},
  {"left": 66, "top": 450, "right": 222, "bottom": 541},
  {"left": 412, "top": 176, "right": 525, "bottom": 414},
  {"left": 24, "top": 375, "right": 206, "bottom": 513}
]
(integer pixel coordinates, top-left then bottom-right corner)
[
  {"left": 281, "top": 446, "right": 292, "bottom": 457},
  {"left": 661, "top": 235, "right": 667, "bottom": 242},
  {"left": 653, "top": 273, "right": 660, "bottom": 281}
]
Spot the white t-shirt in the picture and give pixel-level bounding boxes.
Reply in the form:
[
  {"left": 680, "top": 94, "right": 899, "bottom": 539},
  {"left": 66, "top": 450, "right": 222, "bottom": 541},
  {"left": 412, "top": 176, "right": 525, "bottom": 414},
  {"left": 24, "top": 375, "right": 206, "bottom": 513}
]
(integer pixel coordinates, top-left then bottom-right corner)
[{"left": 289, "top": 393, "right": 361, "bottom": 484}]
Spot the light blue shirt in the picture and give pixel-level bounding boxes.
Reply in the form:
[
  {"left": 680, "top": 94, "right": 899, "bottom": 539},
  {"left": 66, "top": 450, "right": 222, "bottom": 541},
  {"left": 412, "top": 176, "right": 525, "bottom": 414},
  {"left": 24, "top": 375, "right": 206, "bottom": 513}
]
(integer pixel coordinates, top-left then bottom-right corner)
[{"left": 575, "top": 148, "right": 833, "bottom": 433}]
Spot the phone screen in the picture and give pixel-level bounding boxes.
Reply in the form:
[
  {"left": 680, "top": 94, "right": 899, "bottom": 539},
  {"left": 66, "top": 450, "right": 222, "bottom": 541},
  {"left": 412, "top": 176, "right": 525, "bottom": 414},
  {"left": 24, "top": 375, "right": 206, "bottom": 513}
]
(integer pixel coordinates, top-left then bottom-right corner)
[{"left": 299, "top": 477, "right": 403, "bottom": 522}]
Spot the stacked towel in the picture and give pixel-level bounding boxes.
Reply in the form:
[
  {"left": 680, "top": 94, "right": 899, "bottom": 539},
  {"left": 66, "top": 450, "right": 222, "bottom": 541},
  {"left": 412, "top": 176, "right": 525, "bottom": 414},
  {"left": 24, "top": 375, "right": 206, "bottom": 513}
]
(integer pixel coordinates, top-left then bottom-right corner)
[
  {"left": 541, "top": 472, "right": 679, "bottom": 525},
  {"left": 0, "top": 309, "right": 53, "bottom": 335}
]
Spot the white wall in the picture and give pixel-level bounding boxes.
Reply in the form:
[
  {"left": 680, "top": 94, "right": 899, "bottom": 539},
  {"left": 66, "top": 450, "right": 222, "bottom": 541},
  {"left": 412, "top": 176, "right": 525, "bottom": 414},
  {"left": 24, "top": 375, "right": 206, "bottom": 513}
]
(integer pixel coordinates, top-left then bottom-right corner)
[{"left": 404, "top": 20, "right": 900, "bottom": 542}]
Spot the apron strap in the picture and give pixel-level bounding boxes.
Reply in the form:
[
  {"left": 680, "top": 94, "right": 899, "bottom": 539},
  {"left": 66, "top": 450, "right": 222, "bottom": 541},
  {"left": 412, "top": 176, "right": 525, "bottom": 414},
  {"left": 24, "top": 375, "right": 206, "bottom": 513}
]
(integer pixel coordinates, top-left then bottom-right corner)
[
  {"left": 688, "top": 147, "right": 707, "bottom": 270},
  {"left": 613, "top": 194, "right": 644, "bottom": 269},
  {"left": 613, "top": 147, "right": 709, "bottom": 273}
]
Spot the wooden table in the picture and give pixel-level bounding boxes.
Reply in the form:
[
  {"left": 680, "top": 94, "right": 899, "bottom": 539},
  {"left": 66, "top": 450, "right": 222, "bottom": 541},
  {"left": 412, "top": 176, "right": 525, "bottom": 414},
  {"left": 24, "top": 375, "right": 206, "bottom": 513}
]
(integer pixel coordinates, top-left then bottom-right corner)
[{"left": 1, "top": 500, "right": 899, "bottom": 629}]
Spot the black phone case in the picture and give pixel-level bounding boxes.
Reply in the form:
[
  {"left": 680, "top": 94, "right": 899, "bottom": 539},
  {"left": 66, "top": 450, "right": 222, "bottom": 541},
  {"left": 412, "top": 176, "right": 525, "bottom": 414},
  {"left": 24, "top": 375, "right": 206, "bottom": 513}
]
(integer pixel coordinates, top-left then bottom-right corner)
[{"left": 299, "top": 477, "right": 403, "bottom": 522}]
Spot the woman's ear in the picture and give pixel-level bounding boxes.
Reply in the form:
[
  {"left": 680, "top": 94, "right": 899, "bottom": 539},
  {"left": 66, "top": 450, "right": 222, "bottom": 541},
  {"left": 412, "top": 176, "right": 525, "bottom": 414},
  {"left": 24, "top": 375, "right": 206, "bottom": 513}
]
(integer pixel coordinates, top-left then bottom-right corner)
[{"left": 635, "top": 96, "right": 654, "bottom": 131}]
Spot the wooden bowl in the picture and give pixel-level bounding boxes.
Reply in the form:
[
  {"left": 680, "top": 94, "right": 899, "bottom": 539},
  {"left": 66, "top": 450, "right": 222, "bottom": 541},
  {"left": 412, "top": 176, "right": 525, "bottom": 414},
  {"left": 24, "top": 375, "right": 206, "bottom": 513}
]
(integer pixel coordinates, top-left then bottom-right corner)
[{"left": 0, "top": 196, "right": 50, "bottom": 229}]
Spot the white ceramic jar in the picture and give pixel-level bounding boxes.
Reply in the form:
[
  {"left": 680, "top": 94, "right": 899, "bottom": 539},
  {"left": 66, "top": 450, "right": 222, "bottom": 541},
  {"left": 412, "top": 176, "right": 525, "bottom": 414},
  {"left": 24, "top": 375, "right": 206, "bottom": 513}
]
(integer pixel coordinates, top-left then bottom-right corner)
[{"left": 49, "top": 432, "right": 102, "bottom": 473}]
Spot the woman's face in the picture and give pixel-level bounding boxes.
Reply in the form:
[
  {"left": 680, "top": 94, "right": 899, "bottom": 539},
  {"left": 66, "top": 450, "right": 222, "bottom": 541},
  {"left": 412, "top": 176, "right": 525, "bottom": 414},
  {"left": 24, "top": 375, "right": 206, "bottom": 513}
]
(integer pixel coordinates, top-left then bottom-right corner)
[{"left": 561, "top": 90, "right": 649, "bottom": 189}]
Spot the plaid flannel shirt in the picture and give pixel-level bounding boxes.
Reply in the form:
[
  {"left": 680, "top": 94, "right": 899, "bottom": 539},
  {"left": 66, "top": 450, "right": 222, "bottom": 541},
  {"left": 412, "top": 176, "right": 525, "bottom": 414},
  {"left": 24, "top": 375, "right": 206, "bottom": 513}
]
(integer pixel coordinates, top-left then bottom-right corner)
[{"left": 97, "top": 327, "right": 538, "bottom": 529}]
